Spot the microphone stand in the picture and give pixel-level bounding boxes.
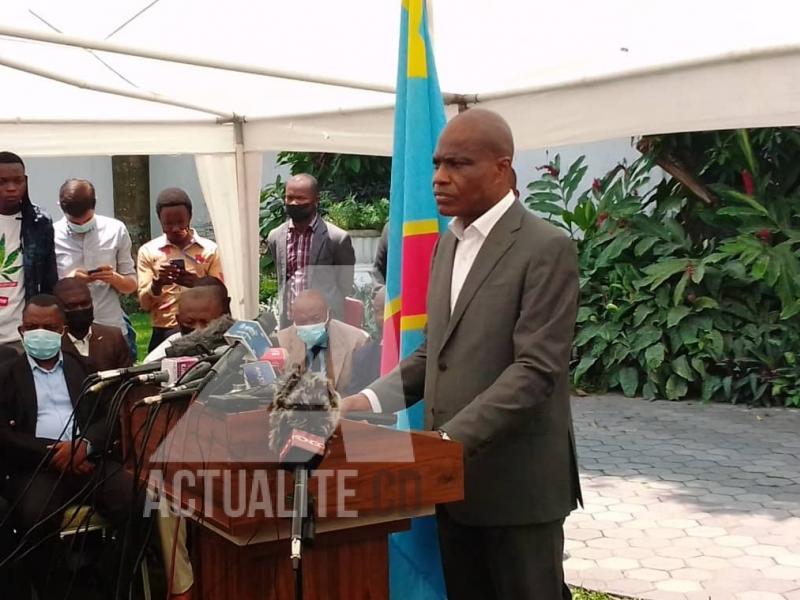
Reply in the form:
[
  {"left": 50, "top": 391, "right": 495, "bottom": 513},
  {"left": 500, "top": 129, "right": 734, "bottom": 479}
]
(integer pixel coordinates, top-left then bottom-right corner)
[{"left": 290, "top": 466, "right": 315, "bottom": 600}]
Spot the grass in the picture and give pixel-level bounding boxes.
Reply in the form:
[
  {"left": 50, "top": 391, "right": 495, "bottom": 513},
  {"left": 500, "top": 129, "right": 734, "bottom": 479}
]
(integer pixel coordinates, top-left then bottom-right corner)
[
  {"left": 572, "top": 588, "right": 619, "bottom": 600},
  {"left": 128, "top": 311, "right": 152, "bottom": 363}
]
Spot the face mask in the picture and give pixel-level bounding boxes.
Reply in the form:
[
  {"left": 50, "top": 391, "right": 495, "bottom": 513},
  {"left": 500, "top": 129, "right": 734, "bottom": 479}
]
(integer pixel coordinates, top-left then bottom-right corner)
[
  {"left": 295, "top": 321, "right": 328, "bottom": 348},
  {"left": 65, "top": 307, "right": 93, "bottom": 336},
  {"left": 67, "top": 216, "right": 96, "bottom": 234},
  {"left": 22, "top": 328, "right": 63, "bottom": 360},
  {"left": 286, "top": 204, "right": 314, "bottom": 222}
]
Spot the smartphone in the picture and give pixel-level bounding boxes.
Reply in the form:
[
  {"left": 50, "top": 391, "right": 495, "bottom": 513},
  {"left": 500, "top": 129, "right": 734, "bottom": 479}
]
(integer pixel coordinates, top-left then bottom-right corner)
[
  {"left": 87, "top": 268, "right": 102, "bottom": 275},
  {"left": 169, "top": 258, "right": 186, "bottom": 270}
]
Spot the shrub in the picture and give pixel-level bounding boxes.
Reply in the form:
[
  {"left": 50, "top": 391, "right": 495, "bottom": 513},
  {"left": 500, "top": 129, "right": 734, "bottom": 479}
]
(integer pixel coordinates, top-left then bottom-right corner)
[{"left": 527, "top": 131, "right": 800, "bottom": 407}]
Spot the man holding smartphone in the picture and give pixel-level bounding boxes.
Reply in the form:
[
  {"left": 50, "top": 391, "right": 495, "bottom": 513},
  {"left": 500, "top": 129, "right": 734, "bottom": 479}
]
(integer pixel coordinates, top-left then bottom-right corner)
[
  {"left": 137, "top": 188, "right": 223, "bottom": 352},
  {"left": 54, "top": 179, "right": 138, "bottom": 357}
]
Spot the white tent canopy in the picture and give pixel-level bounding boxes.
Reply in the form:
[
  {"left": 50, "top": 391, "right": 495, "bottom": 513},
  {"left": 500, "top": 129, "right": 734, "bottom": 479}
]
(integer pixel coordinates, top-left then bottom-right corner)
[{"left": 2, "top": 0, "right": 800, "bottom": 316}]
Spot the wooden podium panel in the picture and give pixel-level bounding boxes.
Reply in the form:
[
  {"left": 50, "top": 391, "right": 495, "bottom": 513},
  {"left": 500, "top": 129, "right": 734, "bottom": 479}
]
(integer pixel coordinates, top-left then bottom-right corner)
[{"left": 122, "top": 388, "right": 463, "bottom": 600}]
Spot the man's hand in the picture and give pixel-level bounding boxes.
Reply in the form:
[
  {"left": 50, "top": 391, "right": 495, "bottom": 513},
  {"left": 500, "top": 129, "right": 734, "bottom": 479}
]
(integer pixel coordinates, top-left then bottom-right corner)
[
  {"left": 175, "top": 269, "right": 199, "bottom": 288},
  {"left": 153, "top": 263, "right": 180, "bottom": 294},
  {"left": 88, "top": 264, "right": 117, "bottom": 285},
  {"left": 48, "top": 440, "right": 94, "bottom": 475},
  {"left": 69, "top": 268, "right": 91, "bottom": 282},
  {"left": 339, "top": 393, "right": 373, "bottom": 415}
]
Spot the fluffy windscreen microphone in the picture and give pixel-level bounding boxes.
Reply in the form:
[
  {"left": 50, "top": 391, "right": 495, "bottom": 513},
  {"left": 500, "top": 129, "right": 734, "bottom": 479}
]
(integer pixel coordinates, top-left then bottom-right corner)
[
  {"left": 164, "top": 315, "right": 236, "bottom": 357},
  {"left": 268, "top": 366, "right": 340, "bottom": 467}
]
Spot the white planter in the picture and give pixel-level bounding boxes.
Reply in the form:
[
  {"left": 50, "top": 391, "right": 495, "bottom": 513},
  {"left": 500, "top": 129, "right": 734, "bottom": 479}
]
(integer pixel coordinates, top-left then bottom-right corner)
[
  {"left": 349, "top": 229, "right": 382, "bottom": 265},
  {"left": 349, "top": 229, "right": 382, "bottom": 288}
]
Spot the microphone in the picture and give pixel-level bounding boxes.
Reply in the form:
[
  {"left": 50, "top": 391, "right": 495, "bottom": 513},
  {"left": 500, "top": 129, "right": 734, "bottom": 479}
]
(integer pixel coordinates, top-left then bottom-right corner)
[
  {"left": 164, "top": 315, "right": 235, "bottom": 357},
  {"left": 268, "top": 368, "right": 340, "bottom": 469},
  {"left": 267, "top": 368, "right": 340, "bottom": 574},
  {"left": 89, "top": 363, "right": 163, "bottom": 392},
  {"left": 223, "top": 319, "right": 271, "bottom": 361},
  {"left": 133, "top": 371, "right": 171, "bottom": 385},
  {"left": 260, "top": 347, "right": 288, "bottom": 373},
  {"left": 138, "top": 375, "right": 212, "bottom": 406}
]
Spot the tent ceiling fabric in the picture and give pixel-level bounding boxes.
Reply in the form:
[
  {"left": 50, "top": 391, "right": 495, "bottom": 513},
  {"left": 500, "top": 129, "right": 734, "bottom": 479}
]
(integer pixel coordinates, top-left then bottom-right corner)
[{"left": 1, "top": 0, "right": 800, "bottom": 155}]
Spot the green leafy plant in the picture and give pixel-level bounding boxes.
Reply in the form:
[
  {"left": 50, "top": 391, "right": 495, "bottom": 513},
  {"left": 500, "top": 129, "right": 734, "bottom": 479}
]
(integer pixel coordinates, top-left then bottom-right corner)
[
  {"left": 277, "top": 151, "right": 392, "bottom": 201},
  {"left": 530, "top": 135, "right": 800, "bottom": 407},
  {"left": 323, "top": 196, "right": 389, "bottom": 231}
]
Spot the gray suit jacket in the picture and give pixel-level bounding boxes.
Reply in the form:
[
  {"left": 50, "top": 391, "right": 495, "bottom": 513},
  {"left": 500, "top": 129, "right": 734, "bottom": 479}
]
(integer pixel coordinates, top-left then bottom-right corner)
[
  {"left": 267, "top": 218, "right": 355, "bottom": 327},
  {"left": 370, "top": 200, "right": 582, "bottom": 526}
]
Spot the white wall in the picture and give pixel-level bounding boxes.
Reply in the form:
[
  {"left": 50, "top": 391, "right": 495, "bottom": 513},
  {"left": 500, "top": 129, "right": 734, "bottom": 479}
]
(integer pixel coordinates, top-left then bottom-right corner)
[
  {"left": 18, "top": 139, "right": 644, "bottom": 243},
  {"left": 23, "top": 156, "right": 114, "bottom": 220},
  {"left": 515, "top": 138, "right": 641, "bottom": 199}
]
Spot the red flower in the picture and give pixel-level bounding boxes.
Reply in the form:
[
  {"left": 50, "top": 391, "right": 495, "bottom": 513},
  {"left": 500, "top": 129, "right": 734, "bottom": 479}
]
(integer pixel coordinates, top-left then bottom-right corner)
[
  {"left": 592, "top": 179, "right": 602, "bottom": 192},
  {"left": 597, "top": 212, "right": 609, "bottom": 226},
  {"left": 741, "top": 170, "right": 755, "bottom": 196},
  {"left": 537, "top": 164, "right": 560, "bottom": 178},
  {"left": 757, "top": 229, "right": 772, "bottom": 243}
]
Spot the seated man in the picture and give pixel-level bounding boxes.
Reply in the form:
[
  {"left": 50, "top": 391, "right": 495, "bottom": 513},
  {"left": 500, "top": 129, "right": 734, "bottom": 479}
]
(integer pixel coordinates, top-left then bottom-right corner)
[
  {"left": 0, "top": 295, "right": 144, "bottom": 600},
  {"left": 345, "top": 286, "right": 385, "bottom": 395},
  {"left": 54, "top": 277, "right": 132, "bottom": 372},
  {"left": 148, "top": 279, "right": 230, "bottom": 600},
  {"left": 278, "top": 289, "right": 368, "bottom": 393},
  {"left": 144, "top": 282, "right": 230, "bottom": 363}
]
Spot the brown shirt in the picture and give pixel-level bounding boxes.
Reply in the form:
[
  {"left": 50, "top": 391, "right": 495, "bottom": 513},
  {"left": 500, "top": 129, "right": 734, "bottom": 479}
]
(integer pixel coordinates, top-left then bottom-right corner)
[{"left": 136, "top": 231, "right": 223, "bottom": 328}]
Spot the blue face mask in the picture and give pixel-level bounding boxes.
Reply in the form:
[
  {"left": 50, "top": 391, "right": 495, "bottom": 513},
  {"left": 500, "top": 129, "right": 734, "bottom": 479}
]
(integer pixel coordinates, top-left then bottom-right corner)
[
  {"left": 67, "top": 216, "right": 96, "bottom": 235},
  {"left": 295, "top": 321, "right": 329, "bottom": 348},
  {"left": 22, "top": 328, "right": 63, "bottom": 360}
]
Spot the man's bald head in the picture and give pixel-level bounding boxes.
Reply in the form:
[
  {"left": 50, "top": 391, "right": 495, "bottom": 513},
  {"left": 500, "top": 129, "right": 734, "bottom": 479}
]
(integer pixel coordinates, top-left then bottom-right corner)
[
  {"left": 177, "top": 286, "right": 227, "bottom": 334},
  {"left": 433, "top": 109, "right": 515, "bottom": 225},
  {"left": 292, "top": 289, "right": 329, "bottom": 326},
  {"left": 287, "top": 174, "right": 319, "bottom": 196},
  {"left": 444, "top": 108, "right": 514, "bottom": 159}
]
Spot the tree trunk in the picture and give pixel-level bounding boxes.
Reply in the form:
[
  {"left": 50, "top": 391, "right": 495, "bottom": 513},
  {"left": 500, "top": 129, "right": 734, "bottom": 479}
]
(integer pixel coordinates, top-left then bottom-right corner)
[{"left": 112, "top": 155, "right": 151, "bottom": 257}]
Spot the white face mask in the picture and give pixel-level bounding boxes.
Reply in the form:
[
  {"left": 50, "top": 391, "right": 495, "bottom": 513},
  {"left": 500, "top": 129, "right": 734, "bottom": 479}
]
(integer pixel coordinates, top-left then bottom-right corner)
[
  {"left": 67, "top": 216, "right": 96, "bottom": 234},
  {"left": 295, "top": 320, "right": 329, "bottom": 347}
]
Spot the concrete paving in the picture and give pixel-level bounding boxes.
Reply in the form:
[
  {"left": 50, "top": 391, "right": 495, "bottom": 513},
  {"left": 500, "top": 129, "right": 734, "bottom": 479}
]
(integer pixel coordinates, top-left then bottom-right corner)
[{"left": 566, "top": 395, "right": 800, "bottom": 600}]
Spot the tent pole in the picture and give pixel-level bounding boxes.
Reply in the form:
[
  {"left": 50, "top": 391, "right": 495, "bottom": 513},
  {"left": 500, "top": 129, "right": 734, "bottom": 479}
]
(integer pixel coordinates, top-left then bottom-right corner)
[
  {"left": 0, "top": 25, "right": 395, "bottom": 95},
  {"left": 0, "top": 54, "right": 235, "bottom": 119}
]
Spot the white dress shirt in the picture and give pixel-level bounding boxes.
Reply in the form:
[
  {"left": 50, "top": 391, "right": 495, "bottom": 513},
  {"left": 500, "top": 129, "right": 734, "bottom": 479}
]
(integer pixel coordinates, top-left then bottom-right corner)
[
  {"left": 55, "top": 214, "right": 137, "bottom": 333},
  {"left": 68, "top": 327, "right": 93, "bottom": 357},
  {"left": 363, "top": 190, "right": 517, "bottom": 413},
  {"left": 143, "top": 331, "right": 182, "bottom": 364}
]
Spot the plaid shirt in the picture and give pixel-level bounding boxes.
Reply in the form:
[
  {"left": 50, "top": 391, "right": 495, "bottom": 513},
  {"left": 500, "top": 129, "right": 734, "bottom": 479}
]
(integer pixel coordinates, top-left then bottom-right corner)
[{"left": 285, "top": 215, "right": 318, "bottom": 318}]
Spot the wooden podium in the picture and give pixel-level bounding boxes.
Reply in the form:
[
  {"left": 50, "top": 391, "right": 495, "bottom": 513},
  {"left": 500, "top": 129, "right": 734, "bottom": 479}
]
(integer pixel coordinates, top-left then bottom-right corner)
[{"left": 122, "top": 393, "right": 463, "bottom": 599}]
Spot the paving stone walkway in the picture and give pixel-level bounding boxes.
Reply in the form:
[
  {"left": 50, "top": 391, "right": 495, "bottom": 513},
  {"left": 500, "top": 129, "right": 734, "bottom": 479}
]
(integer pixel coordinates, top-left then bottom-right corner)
[{"left": 566, "top": 395, "right": 800, "bottom": 600}]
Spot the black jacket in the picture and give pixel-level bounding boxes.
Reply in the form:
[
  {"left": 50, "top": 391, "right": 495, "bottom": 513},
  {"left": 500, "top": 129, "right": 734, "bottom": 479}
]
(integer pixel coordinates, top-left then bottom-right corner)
[
  {"left": 0, "top": 352, "right": 104, "bottom": 476},
  {"left": 20, "top": 198, "right": 58, "bottom": 300}
]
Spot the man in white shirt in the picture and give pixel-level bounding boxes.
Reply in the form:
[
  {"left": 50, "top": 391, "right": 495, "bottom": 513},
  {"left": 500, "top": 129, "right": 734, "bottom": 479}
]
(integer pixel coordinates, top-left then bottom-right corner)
[
  {"left": 54, "top": 178, "right": 138, "bottom": 358},
  {"left": 340, "top": 109, "right": 581, "bottom": 600}
]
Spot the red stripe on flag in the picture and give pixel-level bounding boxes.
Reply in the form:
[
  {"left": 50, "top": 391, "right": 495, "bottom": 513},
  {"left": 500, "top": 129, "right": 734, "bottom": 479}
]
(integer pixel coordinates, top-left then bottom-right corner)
[
  {"left": 380, "top": 310, "right": 402, "bottom": 375},
  {"left": 400, "top": 232, "right": 439, "bottom": 317}
]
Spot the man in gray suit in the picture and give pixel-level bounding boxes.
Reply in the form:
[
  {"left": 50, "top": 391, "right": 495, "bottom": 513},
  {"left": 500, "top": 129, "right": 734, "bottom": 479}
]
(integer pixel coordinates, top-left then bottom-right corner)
[
  {"left": 341, "top": 109, "right": 581, "bottom": 600},
  {"left": 267, "top": 174, "right": 356, "bottom": 328}
]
